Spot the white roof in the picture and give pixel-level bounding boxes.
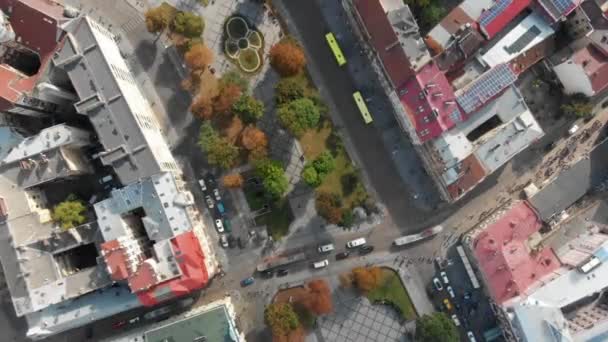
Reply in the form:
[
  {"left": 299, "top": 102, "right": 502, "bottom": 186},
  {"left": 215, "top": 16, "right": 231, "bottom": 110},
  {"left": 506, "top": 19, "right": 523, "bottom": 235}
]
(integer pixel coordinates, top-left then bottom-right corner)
[
  {"left": 379, "top": 0, "right": 403, "bottom": 12},
  {"left": 482, "top": 12, "right": 554, "bottom": 68},
  {"left": 460, "top": 0, "right": 495, "bottom": 20}
]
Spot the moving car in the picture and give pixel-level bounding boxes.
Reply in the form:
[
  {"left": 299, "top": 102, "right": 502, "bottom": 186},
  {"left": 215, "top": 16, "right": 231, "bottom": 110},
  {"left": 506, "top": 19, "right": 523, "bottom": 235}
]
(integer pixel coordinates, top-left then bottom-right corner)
[
  {"left": 451, "top": 314, "right": 461, "bottom": 327},
  {"left": 447, "top": 286, "right": 455, "bottom": 298},
  {"left": 215, "top": 219, "right": 224, "bottom": 233},
  {"left": 440, "top": 271, "right": 449, "bottom": 284},
  {"left": 205, "top": 195, "right": 214, "bottom": 209},
  {"left": 335, "top": 251, "right": 350, "bottom": 260},
  {"left": 318, "top": 243, "right": 335, "bottom": 253},
  {"left": 346, "top": 238, "right": 366, "bottom": 248},
  {"left": 277, "top": 269, "right": 289, "bottom": 277},
  {"left": 467, "top": 331, "right": 477, "bottom": 342},
  {"left": 312, "top": 259, "right": 329, "bottom": 269},
  {"left": 213, "top": 188, "right": 221, "bottom": 201},
  {"left": 433, "top": 278, "right": 443, "bottom": 291},
  {"left": 359, "top": 245, "right": 374, "bottom": 255},
  {"left": 443, "top": 298, "right": 452, "bottom": 311},
  {"left": 219, "top": 234, "right": 228, "bottom": 248},
  {"left": 198, "top": 179, "right": 206, "bottom": 191},
  {"left": 241, "top": 277, "right": 255, "bottom": 287}
]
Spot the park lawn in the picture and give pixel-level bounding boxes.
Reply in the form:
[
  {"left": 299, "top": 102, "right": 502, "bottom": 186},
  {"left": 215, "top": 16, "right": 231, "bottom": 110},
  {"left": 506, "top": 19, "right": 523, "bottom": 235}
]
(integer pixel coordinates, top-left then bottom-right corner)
[
  {"left": 256, "top": 199, "right": 293, "bottom": 240},
  {"left": 300, "top": 122, "right": 368, "bottom": 209},
  {"left": 366, "top": 268, "right": 417, "bottom": 321}
]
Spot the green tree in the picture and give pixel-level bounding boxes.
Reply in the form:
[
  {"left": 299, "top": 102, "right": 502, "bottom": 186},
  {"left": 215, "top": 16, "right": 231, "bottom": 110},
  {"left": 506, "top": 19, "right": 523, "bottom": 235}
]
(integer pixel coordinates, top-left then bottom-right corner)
[
  {"left": 415, "top": 313, "right": 459, "bottom": 342},
  {"left": 312, "top": 151, "right": 335, "bottom": 177},
  {"left": 561, "top": 94, "right": 594, "bottom": 118},
  {"left": 277, "top": 98, "right": 321, "bottom": 137},
  {"left": 302, "top": 163, "right": 321, "bottom": 187},
  {"left": 264, "top": 303, "right": 300, "bottom": 337},
  {"left": 52, "top": 195, "right": 87, "bottom": 230},
  {"left": 275, "top": 75, "right": 307, "bottom": 104},
  {"left": 144, "top": 6, "right": 173, "bottom": 34},
  {"left": 341, "top": 210, "right": 355, "bottom": 228},
  {"left": 233, "top": 95, "right": 265, "bottom": 124},
  {"left": 219, "top": 70, "right": 249, "bottom": 93},
  {"left": 255, "top": 159, "right": 288, "bottom": 199},
  {"left": 420, "top": 5, "right": 446, "bottom": 29},
  {"left": 315, "top": 192, "right": 343, "bottom": 224},
  {"left": 172, "top": 11, "right": 204, "bottom": 38},
  {"left": 198, "top": 122, "right": 240, "bottom": 169}
]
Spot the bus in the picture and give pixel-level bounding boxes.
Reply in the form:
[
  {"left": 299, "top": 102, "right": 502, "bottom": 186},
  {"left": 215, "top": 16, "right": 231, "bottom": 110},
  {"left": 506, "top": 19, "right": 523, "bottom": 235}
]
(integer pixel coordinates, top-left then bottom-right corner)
[
  {"left": 393, "top": 225, "right": 443, "bottom": 246},
  {"left": 256, "top": 252, "right": 306, "bottom": 272},
  {"left": 353, "top": 91, "right": 373, "bottom": 124},
  {"left": 325, "top": 32, "right": 347, "bottom": 66}
]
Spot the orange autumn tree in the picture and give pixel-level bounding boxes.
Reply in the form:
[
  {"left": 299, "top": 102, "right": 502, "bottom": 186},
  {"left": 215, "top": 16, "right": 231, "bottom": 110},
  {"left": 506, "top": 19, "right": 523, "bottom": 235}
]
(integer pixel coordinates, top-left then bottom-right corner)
[
  {"left": 213, "top": 83, "right": 242, "bottom": 114},
  {"left": 303, "top": 279, "right": 333, "bottom": 315},
  {"left": 190, "top": 95, "right": 213, "bottom": 119},
  {"left": 241, "top": 125, "right": 268, "bottom": 151},
  {"left": 352, "top": 267, "right": 383, "bottom": 292},
  {"left": 223, "top": 173, "right": 244, "bottom": 188},
  {"left": 269, "top": 41, "right": 306, "bottom": 77},
  {"left": 184, "top": 42, "right": 214, "bottom": 71}
]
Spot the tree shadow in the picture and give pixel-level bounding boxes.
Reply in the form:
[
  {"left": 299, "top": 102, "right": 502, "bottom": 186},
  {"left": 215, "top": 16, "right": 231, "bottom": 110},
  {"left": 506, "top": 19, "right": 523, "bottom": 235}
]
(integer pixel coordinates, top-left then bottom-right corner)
[{"left": 134, "top": 38, "right": 159, "bottom": 72}]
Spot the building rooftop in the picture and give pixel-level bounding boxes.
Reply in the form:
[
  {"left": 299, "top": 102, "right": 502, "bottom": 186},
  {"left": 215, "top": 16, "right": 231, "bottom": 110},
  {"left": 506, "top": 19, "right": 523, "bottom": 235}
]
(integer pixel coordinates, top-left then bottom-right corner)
[
  {"left": 478, "top": 0, "right": 532, "bottom": 40},
  {"left": 537, "top": 0, "right": 580, "bottom": 22},
  {"left": 436, "top": 25, "right": 485, "bottom": 72},
  {"left": 445, "top": 153, "right": 486, "bottom": 200},
  {"left": 510, "top": 299, "right": 573, "bottom": 342},
  {"left": 455, "top": 63, "right": 518, "bottom": 115},
  {"left": 54, "top": 16, "right": 177, "bottom": 185},
  {"left": 353, "top": 0, "right": 414, "bottom": 88},
  {"left": 481, "top": 11, "right": 554, "bottom": 69},
  {"left": 573, "top": 44, "right": 608, "bottom": 94},
  {"left": 398, "top": 61, "right": 462, "bottom": 142},
  {"left": 471, "top": 201, "right": 561, "bottom": 305},
  {"left": 386, "top": 5, "right": 431, "bottom": 71}
]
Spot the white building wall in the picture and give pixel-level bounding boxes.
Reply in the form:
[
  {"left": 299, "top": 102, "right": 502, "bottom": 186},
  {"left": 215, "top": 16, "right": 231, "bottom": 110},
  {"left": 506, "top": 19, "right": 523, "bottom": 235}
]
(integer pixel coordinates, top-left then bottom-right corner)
[{"left": 553, "top": 60, "right": 595, "bottom": 96}]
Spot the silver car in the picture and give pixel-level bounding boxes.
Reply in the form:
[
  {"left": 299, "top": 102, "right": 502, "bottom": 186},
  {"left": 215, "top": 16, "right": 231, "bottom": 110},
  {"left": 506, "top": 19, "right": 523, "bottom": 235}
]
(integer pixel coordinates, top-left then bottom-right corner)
[{"left": 205, "top": 195, "right": 214, "bottom": 209}]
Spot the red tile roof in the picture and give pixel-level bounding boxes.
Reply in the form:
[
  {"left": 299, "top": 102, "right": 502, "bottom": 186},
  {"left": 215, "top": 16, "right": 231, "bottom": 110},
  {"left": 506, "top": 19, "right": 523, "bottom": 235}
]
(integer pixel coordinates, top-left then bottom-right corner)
[
  {"left": 478, "top": 0, "right": 532, "bottom": 40},
  {"left": 100, "top": 240, "right": 132, "bottom": 281},
  {"left": 353, "top": 0, "right": 414, "bottom": 88},
  {"left": 446, "top": 154, "right": 486, "bottom": 200},
  {"left": 472, "top": 201, "right": 561, "bottom": 304},
  {"left": 398, "top": 62, "right": 462, "bottom": 142},
  {"left": 573, "top": 44, "right": 608, "bottom": 94}
]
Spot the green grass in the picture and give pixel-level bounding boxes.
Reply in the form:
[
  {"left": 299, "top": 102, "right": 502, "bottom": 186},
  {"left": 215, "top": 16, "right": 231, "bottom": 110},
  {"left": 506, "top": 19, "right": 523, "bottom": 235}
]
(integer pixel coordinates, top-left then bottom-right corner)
[
  {"left": 366, "top": 268, "right": 417, "bottom": 321},
  {"left": 238, "top": 48, "right": 262, "bottom": 72},
  {"left": 256, "top": 199, "right": 293, "bottom": 240}
]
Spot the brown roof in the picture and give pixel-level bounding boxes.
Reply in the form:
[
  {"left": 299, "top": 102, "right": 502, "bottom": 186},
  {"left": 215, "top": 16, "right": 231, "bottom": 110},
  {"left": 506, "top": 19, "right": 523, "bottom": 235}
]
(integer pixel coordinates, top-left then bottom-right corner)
[
  {"left": 510, "top": 36, "right": 555, "bottom": 74},
  {"left": 447, "top": 154, "right": 486, "bottom": 200},
  {"left": 440, "top": 6, "right": 475, "bottom": 35},
  {"left": 354, "top": 0, "right": 414, "bottom": 88}
]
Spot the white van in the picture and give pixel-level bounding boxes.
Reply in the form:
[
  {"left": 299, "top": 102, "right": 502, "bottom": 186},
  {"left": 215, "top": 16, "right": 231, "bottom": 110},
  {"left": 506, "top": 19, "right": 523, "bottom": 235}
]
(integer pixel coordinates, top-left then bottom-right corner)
[
  {"left": 312, "top": 259, "right": 329, "bottom": 269},
  {"left": 346, "top": 238, "right": 366, "bottom": 248},
  {"left": 318, "top": 244, "right": 335, "bottom": 253}
]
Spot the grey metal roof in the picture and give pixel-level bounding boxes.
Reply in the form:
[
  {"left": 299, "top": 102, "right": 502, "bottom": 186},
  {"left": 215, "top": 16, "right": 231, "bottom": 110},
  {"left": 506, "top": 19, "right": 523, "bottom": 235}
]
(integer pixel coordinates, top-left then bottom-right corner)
[{"left": 386, "top": 5, "right": 431, "bottom": 71}]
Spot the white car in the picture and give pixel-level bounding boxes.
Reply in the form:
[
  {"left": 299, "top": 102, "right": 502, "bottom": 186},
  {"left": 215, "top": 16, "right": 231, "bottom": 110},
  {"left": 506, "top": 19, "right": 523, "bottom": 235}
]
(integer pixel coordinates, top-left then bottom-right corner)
[
  {"left": 568, "top": 124, "right": 580, "bottom": 135},
  {"left": 219, "top": 234, "right": 228, "bottom": 248},
  {"left": 198, "top": 179, "right": 206, "bottom": 191},
  {"left": 447, "top": 285, "right": 455, "bottom": 298},
  {"left": 213, "top": 188, "right": 221, "bottom": 201},
  {"left": 467, "top": 331, "right": 477, "bottom": 342},
  {"left": 215, "top": 219, "right": 224, "bottom": 233},
  {"left": 440, "top": 271, "right": 449, "bottom": 284},
  {"left": 451, "top": 314, "right": 461, "bottom": 327},
  {"left": 318, "top": 244, "right": 335, "bottom": 253},
  {"left": 205, "top": 195, "right": 214, "bottom": 209},
  {"left": 312, "top": 259, "right": 329, "bottom": 269},
  {"left": 433, "top": 277, "right": 443, "bottom": 291},
  {"left": 346, "top": 238, "right": 366, "bottom": 248}
]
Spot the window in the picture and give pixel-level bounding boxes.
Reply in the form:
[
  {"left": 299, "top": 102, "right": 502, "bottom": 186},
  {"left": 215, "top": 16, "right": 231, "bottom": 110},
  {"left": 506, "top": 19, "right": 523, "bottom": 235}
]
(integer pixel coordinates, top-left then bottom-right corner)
[
  {"left": 423, "top": 116, "right": 430, "bottom": 123},
  {"left": 420, "top": 128, "right": 430, "bottom": 136}
]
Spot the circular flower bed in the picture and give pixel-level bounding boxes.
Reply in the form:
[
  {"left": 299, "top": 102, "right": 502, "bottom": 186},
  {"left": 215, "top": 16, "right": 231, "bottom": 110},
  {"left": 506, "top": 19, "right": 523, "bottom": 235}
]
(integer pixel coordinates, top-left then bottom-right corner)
[{"left": 223, "top": 15, "right": 264, "bottom": 73}]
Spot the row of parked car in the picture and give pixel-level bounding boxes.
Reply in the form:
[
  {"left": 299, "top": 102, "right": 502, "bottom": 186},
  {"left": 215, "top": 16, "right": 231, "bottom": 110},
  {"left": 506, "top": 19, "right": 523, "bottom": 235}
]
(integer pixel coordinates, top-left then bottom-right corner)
[
  {"left": 199, "top": 178, "right": 235, "bottom": 248},
  {"left": 433, "top": 270, "right": 477, "bottom": 342}
]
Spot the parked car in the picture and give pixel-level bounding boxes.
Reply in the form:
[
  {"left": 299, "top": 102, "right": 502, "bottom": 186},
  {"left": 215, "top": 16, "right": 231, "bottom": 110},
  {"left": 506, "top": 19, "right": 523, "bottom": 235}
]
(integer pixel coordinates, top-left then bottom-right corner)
[
  {"left": 335, "top": 251, "right": 350, "bottom": 260},
  {"left": 451, "top": 314, "right": 461, "bottom": 327},
  {"left": 219, "top": 234, "right": 228, "bottom": 248},
  {"left": 217, "top": 202, "right": 226, "bottom": 215},
  {"left": 447, "top": 286, "right": 455, "bottom": 298},
  {"left": 359, "top": 245, "right": 374, "bottom": 255},
  {"left": 318, "top": 243, "right": 335, "bottom": 253},
  {"left": 312, "top": 259, "right": 329, "bottom": 269},
  {"left": 463, "top": 291, "right": 472, "bottom": 300},
  {"left": 215, "top": 219, "right": 224, "bottom": 233},
  {"left": 227, "top": 235, "right": 236, "bottom": 248},
  {"left": 276, "top": 269, "right": 289, "bottom": 277},
  {"left": 261, "top": 270, "right": 274, "bottom": 279},
  {"left": 241, "top": 277, "right": 255, "bottom": 287},
  {"left": 213, "top": 188, "right": 221, "bottom": 201},
  {"left": 467, "top": 331, "right": 477, "bottom": 342},
  {"left": 433, "top": 278, "right": 443, "bottom": 291},
  {"left": 443, "top": 298, "right": 452, "bottom": 311},
  {"left": 440, "top": 271, "right": 449, "bottom": 284},
  {"left": 346, "top": 238, "right": 366, "bottom": 248},
  {"left": 223, "top": 218, "right": 232, "bottom": 233},
  {"left": 205, "top": 195, "right": 214, "bottom": 209},
  {"left": 568, "top": 124, "right": 580, "bottom": 135},
  {"left": 198, "top": 179, "right": 206, "bottom": 191}
]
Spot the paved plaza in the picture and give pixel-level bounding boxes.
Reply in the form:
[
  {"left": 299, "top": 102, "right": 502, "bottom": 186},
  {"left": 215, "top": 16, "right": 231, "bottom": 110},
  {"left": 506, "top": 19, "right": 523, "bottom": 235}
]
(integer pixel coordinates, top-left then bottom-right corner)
[{"left": 316, "top": 287, "right": 409, "bottom": 342}]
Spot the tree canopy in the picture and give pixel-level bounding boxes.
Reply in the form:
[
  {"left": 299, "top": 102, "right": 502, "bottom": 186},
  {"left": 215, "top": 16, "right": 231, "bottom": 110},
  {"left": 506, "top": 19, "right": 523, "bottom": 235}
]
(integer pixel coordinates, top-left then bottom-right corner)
[
  {"left": 315, "top": 192, "right": 343, "bottom": 224},
  {"left": 561, "top": 94, "right": 594, "bottom": 118},
  {"left": 52, "top": 195, "right": 87, "bottom": 230},
  {"left": 255, "top": 158, "right": 288, "bottom": 199},
  {"left": 198, "top": 122, "right": 240, "bottom": 169},
  {"left": 144, "top": 6, "right": 173, "bottom": 34},
  {"left": 222, "top": 173, "right": 244, "bottom": 188},
  {"left": 277, "top": 98, "right": 320, "bottom": 137},
  {"left": 303, "top": 279, "right": 333, "bottom": 315},
  {"left": 415, "top": 313, "right": 459, "bottom": 342},
  {"left": 172, "top": 11, "right": 204, "bottom": 38},
  {"left": 275, "top": 75, "right": 307, "bottom": 105},
  {"left": 269, "top": 41, "right": 306, "bottom": 77},
  {"left": 233, "top": 95, "right": 265, "bottom": 123},
  {"left": 184, "top": 43, "right": 214, "bottom": 71},
  {"left": 352, "top": 267, "right": 383, "bottom": 292},
  {"left": 264, "top": 303, "right": 300, "bottom": 337},
  {"left": 241, "top": 125, "right": 268, "bottom": 151},
  {"left": 219, "top": 70, "right": 249, "bottom": 93},
  {"left": 302, "top": 164, "right": 321, "bottom": 187},
  {"left": 312, "top": 151, "right": 335, "bottom": 176},
  {"left": 213, "top": 83, "right": 242, "bottom": 114}
]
